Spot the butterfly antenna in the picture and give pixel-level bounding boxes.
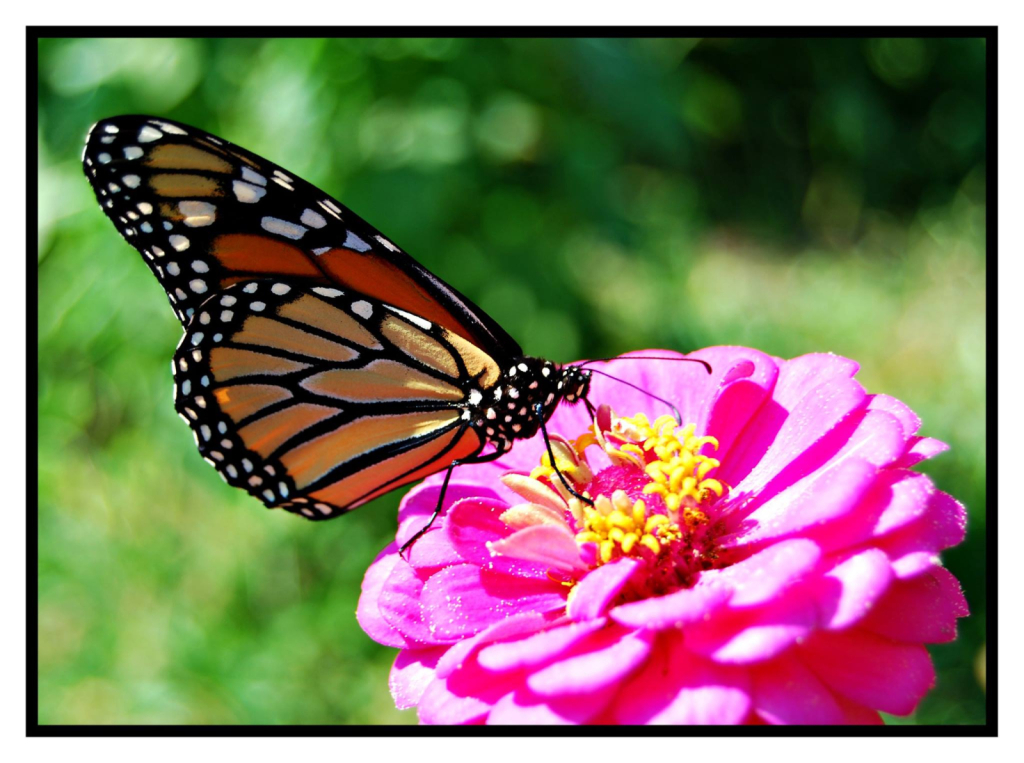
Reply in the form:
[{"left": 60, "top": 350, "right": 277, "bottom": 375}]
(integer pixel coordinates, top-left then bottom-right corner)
[
  {"left": 585, "top": 368, "right": 685, "bottom": 426},
  {"left": 579, "top": 355, "right": 713, "bottom": 374}
]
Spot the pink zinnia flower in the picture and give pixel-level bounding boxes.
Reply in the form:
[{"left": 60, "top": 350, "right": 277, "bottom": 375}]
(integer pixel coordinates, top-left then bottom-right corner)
[{"left": 357, "top": 348, "right": 968, "bottom": 725}]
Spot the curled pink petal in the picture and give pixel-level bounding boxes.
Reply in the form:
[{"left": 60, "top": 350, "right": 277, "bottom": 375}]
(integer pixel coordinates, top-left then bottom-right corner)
[
  {"left": 477, "top": 618, "right": 607, "bottom": 672},
  {"left": 567, "top": 558, "right": 639, "bottom": 620},
  {"left": 712, "top": 538, "right": 821, "bottom": 607},
  {"left": 488, "top": 524, "right": 586, "bottom": 574},
  {"left": 610, "top": 581, "right": 732, "bottom": 631},
  {"left": 526, "top": 625, "right": 653, "bottom": 697}
]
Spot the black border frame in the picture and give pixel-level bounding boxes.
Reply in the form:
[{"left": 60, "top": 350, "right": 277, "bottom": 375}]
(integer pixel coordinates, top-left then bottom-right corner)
[{"left": 27, "top": 26, "right": 998, "bottom": 737}]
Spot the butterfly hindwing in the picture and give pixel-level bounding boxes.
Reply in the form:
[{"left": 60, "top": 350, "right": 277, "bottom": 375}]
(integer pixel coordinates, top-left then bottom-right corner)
[
  {"left": 172, "top": 279, "right": 491, "bottom": 518},
  {"left": 82, "top": 115, "right": 521, "bottom": 356}
]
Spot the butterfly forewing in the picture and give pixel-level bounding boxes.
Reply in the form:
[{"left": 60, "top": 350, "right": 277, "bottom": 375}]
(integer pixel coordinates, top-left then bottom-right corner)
[
  {"left": 82, "top": 115, "right": 521, "bottom": 356},
  {"left": 173, "top": 279, "right": 490, "bottom": 518}
]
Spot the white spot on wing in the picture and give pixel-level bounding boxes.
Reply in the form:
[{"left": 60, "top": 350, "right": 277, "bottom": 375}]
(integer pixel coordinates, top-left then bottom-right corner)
[
  {"left": 300, "top": 209, "right": 327, "bottom": 228},
  {"left": 343, "top": 231, "right": 371, "bottom": 252},
  {"left": 375, "top": 235, "right": 399, "bottom": 252},
  {"left": 351, "top": 300, "right": 372, "bottom": 319},
  {"left": 261, "top": 217, "right": 307, "bottom": 240},
  {"left": 138, "top": 125, "right": 162, "bottom": 142},
  {"left": 123, "top": 146, "right": 144, "bottom": 160},
  {"left": 241, "top": 166, "right": 267, "bottom": 186},
  {"left": 179, "top": 200, "right": 217, "bottom": 227},
  {"left": 152, "top": 120, "right": 187, "bottom": 135},
  {"left": 271, "top": 283, "right": 291, "bottom": 295},
  {"left": 233, "top": 180, "right": 267, "bottom": 203},
  {"left": 312, "top": 287, "right": 342, "bottom": 298},
  {"left": 169, "top": 235, "right": 190, "bottom": 251}
]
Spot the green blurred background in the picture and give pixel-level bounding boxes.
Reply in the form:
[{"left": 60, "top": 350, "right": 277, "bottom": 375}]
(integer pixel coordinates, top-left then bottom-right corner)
[{"left": 36, "top": 37, "right": 987, "bottom": 725}]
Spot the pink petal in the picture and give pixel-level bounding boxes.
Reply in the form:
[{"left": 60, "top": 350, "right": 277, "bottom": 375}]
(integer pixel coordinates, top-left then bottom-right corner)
[
  {"left": 417, "top": 656, "right": 520, "bottom": 725},
  {"left": 877, "top": 491, "right": 968, "bottom": 579},
  {"left": 774, "top": 353, "right": 861, "bottom": 408},
  {"left": 488, "top": 524, "right": 586, "bottom": 574},
  {"left": 417, "top": 677, "right": 491, "bottom": 725},
  {"left": 724, "top": 457, "right": 878, "bottom": 549},
  {"left": 834, "top": 695, "right": 885, "bottom": 724},
  {"left": 866, "top": 393, "right": 920, "bottom": 440},
  {"left": 807, "top": 469, "right": 933, "bottom": 553},
  {"left": 610, "top": 581, "right": 732, "bottom": 631},
  {"left": 684, "top": 589, "right": 818, "bottom": 664},
  {"left": 526, "top": 625, "right": 654, "bottom": 697},
  {"left": 390, "top": 647, "right": 446, "bottom": 709},
  {"left": 813, "top": 548, "right": 893, "bottom": 630},
  {"left": 421, "top": 564, "right": 566, "bottom": 640},
  {"left": 721, "top": 356, "right": 863, "bottom": 490},
  {"left": 401, "top": 526, "right": 464, "bottom": 571},
  {"left": 488, "top": 685, "right": 617, "bottom": 725},
  {"left": 699, "top": 351, "right": 780, "bottom": 466},
  {"left": 477, "top": 618, "right": 608, "bottom": 672},
  {"left": 894, "top": 436, "right": 950, "bottom": 468},
  {"left": 397, "top": 481, "right": 502, "bottom": 546},
  {"left": 798, "top": 628, "right": 935, "bottom": 716},
  {"left": 709, "top": 538, "right": 821, "bottom": 607},
  {"left": 378, "top": 556, "right": 449, "bottom": 645},
  {"left": 740, "top": 407, "right": 905, "bottom": 518},
  {"left": 356, "top": 544, "right": 411, "bottom": 648},
  {"left": 859, "top": 566, "right": 969, "bottom": 644},
  {"left": 445, "top": 497, "right": 556, "bottom": 578},
  {"left": 750, "top": 651, "right": 846, "bottom": 724},
  {"left": 436, "top": 610, "right": 554, "bottom": 679},
  {"left": 611, "top": 632, "right": 752, "bottom": 724},
  {"left": 567, "top": 558, "right": 640, "bottom": 620}
]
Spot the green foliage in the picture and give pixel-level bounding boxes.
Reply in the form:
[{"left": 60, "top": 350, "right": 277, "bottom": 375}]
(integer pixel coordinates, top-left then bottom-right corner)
[{"left": 37, "top": 37, "right": 987, "bottom": 725}]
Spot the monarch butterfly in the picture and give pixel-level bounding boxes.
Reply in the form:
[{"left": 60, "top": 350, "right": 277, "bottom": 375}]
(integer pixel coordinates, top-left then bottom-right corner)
[
  {"left": 81, "top": 114, "right": 603, "bottom": 525},
  {"left": 82, "top": 115, "right": 706, "bottom": 540}
]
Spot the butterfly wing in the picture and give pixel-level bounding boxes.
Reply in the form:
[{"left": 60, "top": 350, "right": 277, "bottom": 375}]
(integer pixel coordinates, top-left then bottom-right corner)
[
  {"left": 173, "top": 279, "right": 500, "bottom": 518},
  {"left": 82, "top": 115, "right": 521, "bottom": 357}
]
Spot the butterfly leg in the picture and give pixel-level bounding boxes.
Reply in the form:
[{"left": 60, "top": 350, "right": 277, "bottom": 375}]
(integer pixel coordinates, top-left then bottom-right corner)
[
  {"left": 533, "top": 402, "right": 595, "bottom": 507},
  {"left": 399, "top": 447, "right": 507, "bottom": 558}
]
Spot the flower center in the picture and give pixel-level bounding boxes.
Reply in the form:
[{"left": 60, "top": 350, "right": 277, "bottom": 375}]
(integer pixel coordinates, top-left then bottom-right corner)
[{"left": 510, "top": 409, "right": 728, "bottom": 594}]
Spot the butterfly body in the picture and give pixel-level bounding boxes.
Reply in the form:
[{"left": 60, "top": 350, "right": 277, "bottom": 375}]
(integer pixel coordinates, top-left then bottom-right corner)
[{"left": 84, "top": 115, "right": 592, "bottom": 520}]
